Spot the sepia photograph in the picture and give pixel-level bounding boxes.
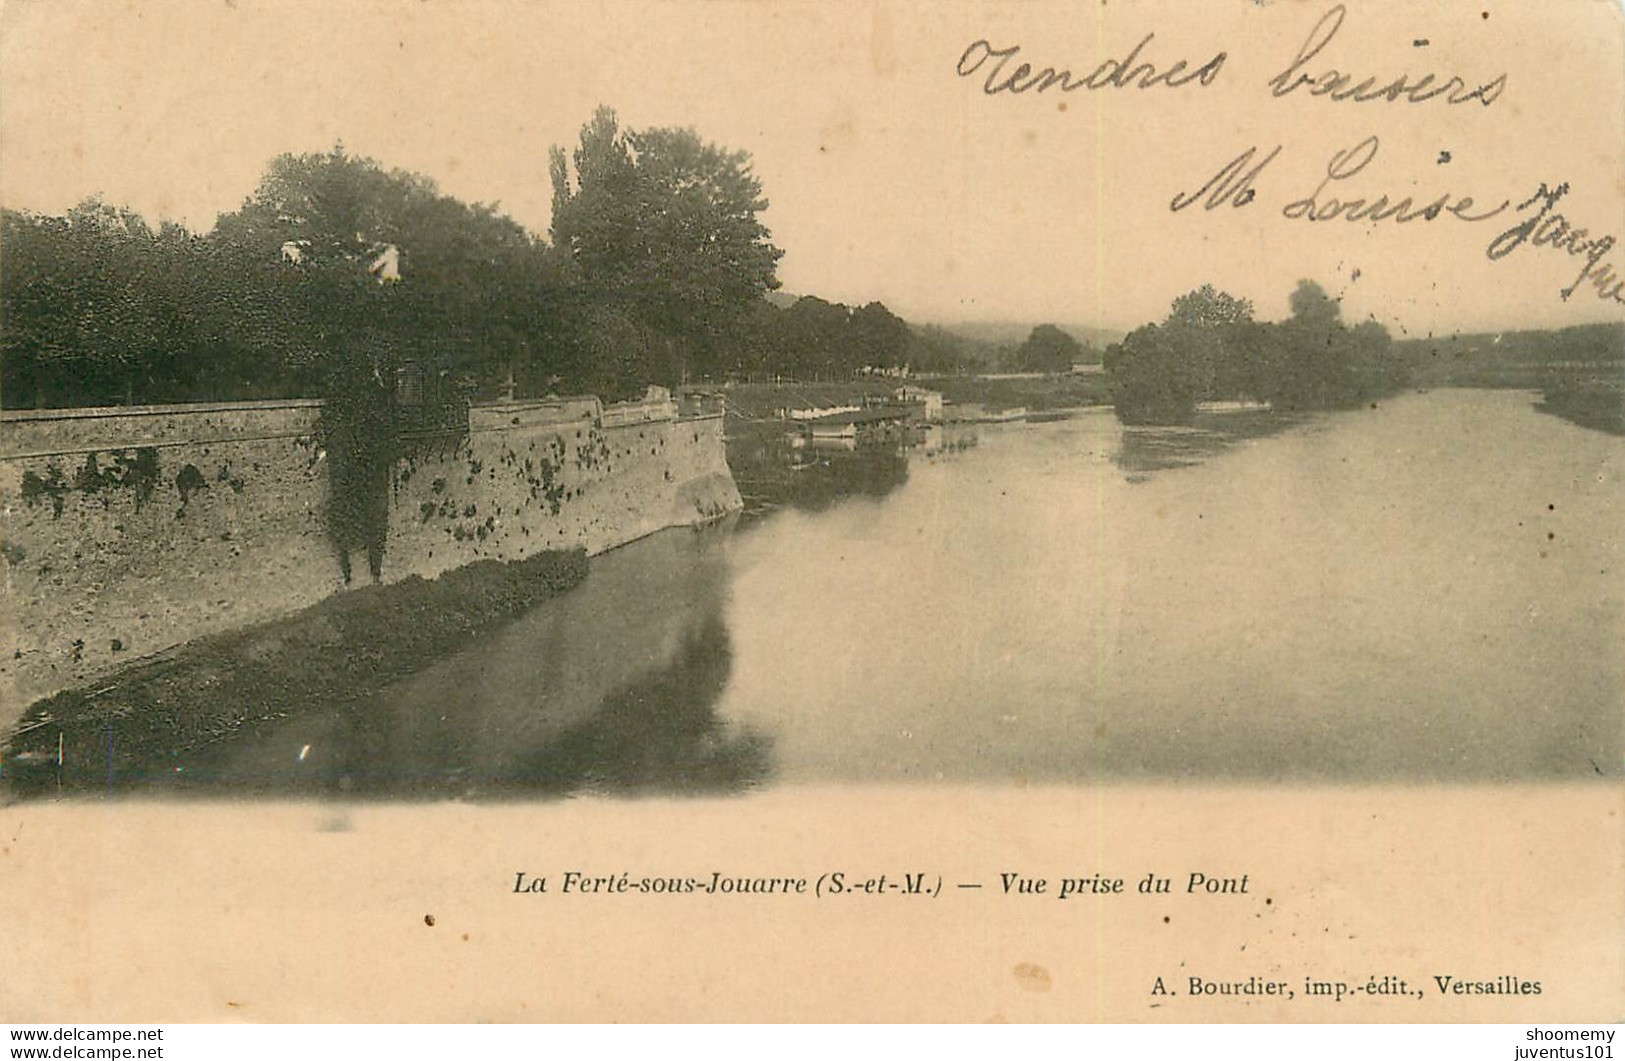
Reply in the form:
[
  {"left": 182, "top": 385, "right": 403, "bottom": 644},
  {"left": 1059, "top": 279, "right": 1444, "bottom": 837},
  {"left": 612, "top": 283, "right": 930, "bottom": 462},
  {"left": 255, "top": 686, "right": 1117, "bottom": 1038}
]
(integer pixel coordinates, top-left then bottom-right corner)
[{"left": 0, "top": 0, "right": 1620, "bottom": 1030}]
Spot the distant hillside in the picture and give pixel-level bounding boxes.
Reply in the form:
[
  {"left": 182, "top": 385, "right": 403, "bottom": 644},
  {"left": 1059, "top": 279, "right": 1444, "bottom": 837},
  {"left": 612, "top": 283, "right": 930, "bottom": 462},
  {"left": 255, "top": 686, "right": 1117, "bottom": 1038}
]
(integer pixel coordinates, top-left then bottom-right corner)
[
  {"left": 934, "top": 320, "right": 1123, "bottom": 357},
  {"left": 1396, "top": 322, "right": 1623, "bottom": 388},
  {"left": 759, "top": 292, "right": 1126, "bottom": 369},
  {"left": 762, "top": 293, "right": 1122, "bottom": 353}
]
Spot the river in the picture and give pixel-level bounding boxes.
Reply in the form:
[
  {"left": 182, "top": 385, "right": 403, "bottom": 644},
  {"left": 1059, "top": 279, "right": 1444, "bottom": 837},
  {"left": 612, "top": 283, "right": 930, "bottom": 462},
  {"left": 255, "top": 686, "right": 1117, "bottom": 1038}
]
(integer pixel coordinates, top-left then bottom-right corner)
[{"left": 23, "top": 389, "right": 1623, "bottom": 795}]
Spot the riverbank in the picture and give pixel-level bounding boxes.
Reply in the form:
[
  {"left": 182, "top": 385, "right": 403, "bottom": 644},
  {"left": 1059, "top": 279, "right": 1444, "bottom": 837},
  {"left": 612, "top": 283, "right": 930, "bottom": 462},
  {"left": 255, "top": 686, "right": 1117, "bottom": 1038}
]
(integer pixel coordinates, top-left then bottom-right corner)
[
  {"left": 716, "top": 374, "right": 1111, "bottom": 425},
  {"left": 1535, "top": 382, "right": 1625, "bottom": 436},
  {"left": 1, "top": 548, "right": 588, "bottom": 796},
  {"left": 927, "top": 373, "right": 1111, "bottom": 413}
]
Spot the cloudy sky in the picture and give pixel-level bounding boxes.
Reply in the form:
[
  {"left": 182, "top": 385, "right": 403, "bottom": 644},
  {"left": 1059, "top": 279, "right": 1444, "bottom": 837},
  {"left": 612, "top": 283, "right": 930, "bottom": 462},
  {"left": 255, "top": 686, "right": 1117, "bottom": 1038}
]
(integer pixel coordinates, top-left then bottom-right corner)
[{"left": 2, "top": 0, "right": 1622, "bottom": 335}]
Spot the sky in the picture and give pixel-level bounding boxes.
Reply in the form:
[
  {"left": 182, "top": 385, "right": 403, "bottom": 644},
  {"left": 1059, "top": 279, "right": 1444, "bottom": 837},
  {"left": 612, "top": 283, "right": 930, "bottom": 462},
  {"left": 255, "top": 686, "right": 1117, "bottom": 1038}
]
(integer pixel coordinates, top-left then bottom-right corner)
[{"left": 2, "top": 0, "right": 1623, "bottom": 336}]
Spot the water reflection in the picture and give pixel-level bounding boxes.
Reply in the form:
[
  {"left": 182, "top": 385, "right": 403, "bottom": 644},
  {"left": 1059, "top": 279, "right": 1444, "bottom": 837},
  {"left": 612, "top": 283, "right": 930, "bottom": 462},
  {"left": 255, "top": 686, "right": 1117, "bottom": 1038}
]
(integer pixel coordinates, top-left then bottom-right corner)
[
  {"left": 728, "top": 431, "right": 907, "bottom": 515},
  {"left": 911, "top": 421, "right": 980, "bottom": 455},
  {"left": 500, "top": 614, "right": 770, "bottom": 796},
  {"left": 717, "top": 391, "right": 1622, "bottom": 783},
  {"left": 727, "top": 420, "right": 981, "bottom": 516},
  {"left": 1113, "top": 409, "right": 1299, "bottom": 481},
  {"left": 4, "top": 525, "right": 771, "bottom": 800}
]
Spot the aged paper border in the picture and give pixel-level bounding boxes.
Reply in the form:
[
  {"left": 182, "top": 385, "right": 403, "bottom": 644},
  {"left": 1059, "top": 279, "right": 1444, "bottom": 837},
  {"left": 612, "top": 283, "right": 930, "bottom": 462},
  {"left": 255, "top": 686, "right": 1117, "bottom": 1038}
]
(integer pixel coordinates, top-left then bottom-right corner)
[{"left": 1, "top": 0, "right": 1621, "bottom": 1023}]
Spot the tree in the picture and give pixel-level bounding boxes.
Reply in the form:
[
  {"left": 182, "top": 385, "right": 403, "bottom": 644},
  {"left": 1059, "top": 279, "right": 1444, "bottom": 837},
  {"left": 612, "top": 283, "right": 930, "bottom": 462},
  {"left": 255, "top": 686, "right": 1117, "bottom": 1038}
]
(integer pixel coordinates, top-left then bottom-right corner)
[
  {"left": 1271, "top": 279, "right": 1352, "bottom": 409},
  {"left": 550, "top": 293, "right": 666, "bottom": 399},
  {"left": 1264, "top": 280, "right": 1405, "bottom": 409},
  {"left": 1164, "top": 284, "right": 1254, "bottom": 399},
  {"left": 2, "top": 200, "right": 204, "bottom": 407},
  {"left": 210, "top": 147, "right": 564, "bottom": 395},
  {"left": 1287, "top": 279, "right": 1340, "bottom": 329},
  {"left": 908, "top": 324, "right": 989, "bottom": 375},
  {"left": 1345, "top": 318, "right": 1406, "bottom": 400},
  {"left": 549, "top": 107, "right": 783, "bottom": 383},
  {"left": 208, "top": 149, "right": 428, "bottom": 398},
  {"left": 1012, "top": 324, "right": 1084, "bottom": 373},
  {"left": 1104, "top": 323, "right": 1203, "bottom": 424},
  {"left": 776, "top": 296, "right": 852, "bottom": 379},
  {"left": 1105, "top": 285, "right": 1255, "bottom": 422},
  {"left": 849, "top": 301, "right": 912, "bottom": 372},
  {"left": 1167, "top": 284, "right": 1254, "bottom": 330}
]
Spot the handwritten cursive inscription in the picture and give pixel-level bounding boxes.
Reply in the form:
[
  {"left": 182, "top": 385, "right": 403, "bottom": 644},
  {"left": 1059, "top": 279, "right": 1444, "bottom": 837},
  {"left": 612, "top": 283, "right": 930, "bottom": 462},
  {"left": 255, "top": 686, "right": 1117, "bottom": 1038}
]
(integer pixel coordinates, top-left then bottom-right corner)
[
  {"left": 1170, "top": 138, "right": 1508, "bottom": 226},
  {"left": 957, "top": 5, "right": 1507, "bottom": 106},
  {"left": 958, "top": 5, "right": 1618, "bottom": 310},
  {"left": 1281, "top": 136, "right": 1508, "bottom": 223},
  {"left": 1269, "top": 5, "right": 1507, "bottom": 106},
  {"left": 1169, "top": 145, "right": 1281, "bottom": 212},
  {"left": 1488, "top": 184, "right": 1625, "bottom": 305},
  {"left": 956, "top": 37, "right": 1226, "bottom": 95}
]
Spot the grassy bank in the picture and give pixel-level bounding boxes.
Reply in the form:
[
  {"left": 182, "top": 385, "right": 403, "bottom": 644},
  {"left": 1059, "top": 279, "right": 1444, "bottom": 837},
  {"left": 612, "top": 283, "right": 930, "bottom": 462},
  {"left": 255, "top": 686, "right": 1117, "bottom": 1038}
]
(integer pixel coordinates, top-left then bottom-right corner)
[{"left": 3, "top": 549, "right": 588, "bottom": 793}]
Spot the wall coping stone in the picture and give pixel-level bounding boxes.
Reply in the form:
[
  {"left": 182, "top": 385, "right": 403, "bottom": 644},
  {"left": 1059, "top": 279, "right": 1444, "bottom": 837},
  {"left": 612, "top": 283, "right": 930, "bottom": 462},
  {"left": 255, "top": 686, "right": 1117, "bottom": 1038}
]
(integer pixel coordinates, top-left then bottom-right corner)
[{"left": 3, "top": 398, "right": 324, "bottom": 423}]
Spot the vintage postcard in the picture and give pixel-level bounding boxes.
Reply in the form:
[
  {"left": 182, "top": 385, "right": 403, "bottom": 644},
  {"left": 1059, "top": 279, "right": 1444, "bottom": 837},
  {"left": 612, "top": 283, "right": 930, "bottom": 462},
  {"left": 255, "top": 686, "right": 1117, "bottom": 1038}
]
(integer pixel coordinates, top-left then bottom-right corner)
[{"left": 0, "top": 0, "right": 1620, "bottom": 1025}]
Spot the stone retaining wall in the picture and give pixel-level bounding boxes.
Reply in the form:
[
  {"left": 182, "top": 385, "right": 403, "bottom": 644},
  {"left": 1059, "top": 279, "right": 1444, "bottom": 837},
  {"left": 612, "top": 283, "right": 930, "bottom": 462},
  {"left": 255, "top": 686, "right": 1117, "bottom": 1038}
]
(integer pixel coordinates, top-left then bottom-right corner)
[{"left": 1, "top": 394, "right": 740, "bottom": 725}]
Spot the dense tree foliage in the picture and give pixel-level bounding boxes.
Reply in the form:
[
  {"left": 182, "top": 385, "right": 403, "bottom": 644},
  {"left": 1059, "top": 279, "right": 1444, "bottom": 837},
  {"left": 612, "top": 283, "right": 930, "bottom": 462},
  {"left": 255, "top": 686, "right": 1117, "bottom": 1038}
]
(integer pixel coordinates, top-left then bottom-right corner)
[
  {"left": 3, "top": 148, "right": 573, "bottom": 408},
  {"left": 3, "top": 202, "right": 208, "bottom": 407},
  {"left": 1007, "top": 324, "right": 1087, "bottom": 373},
  {"left": 549, "top": 107, "right": 783, "bottom": 384},
  {"left": 214, "top": 148, "right": 570, "bottom": 399},
  {"left": 9, "top": 118, "right": 1294, "bottom": 413},
  {"left": 906, "top": 324, "right": 985, "bottom": 375},
  {"left": 1167, "top": 284, "right": 1254, "bottom": 331},
  {"left": 1105, "top": 280, "right": 1408, "bottom": 424},
  {"left": 0, "top": 116, "right": 772, "bottom": 407},
  {"left": 1104, "top": 324, "right": 1207, "bottom": 424},
  {"left": 849, "top": 301, "right": 914, "bottom": 373},
  {"left": 680, "top": 294, "right": 924, "bottom": 382},
  {"left": 4, "top": 116, "right": 963, "bottom": 407}
]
